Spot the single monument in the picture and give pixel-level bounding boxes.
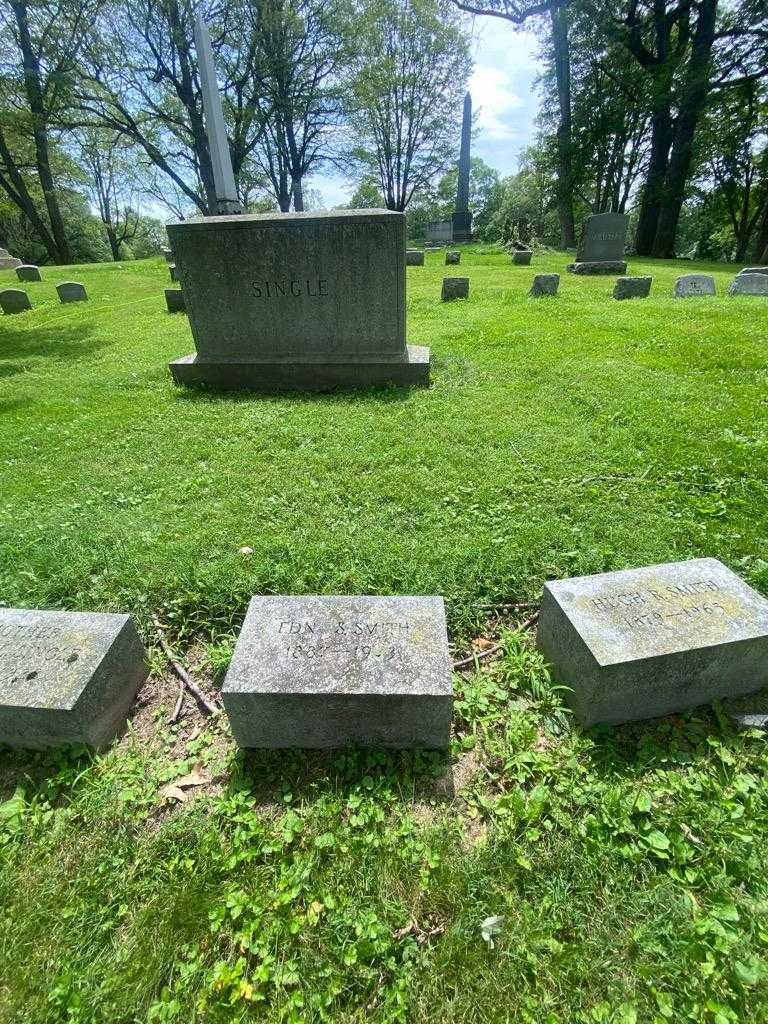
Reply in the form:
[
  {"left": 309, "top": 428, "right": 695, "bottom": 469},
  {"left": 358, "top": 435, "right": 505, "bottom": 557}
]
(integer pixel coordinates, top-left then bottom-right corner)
[
  {"left": 221, "top": 595, "right": 452, "bottom": 748},
  {"left": 0, "top": 608, "right": 148, "bottom": 749},
  {"left": 530, "top": 274, "right": 559, "bottom": 297},
  {"left": 167, "top": 209, "right": 429, "bottom": 390},
  {"left": 567, "top": 213, "right": 629, "bottom": 275},
  {"left": 441, "top": 277, "right": 469, "bottom": 301},
  {"left": 0, "top": 289, "right": 31, "bottom": 314},
  {"left": 0, "top": 247, "right": 22, "bottom": 270},
  {"left": 674, "top": 274, "right": 716, "bottom": 297},
  {"left": 16, "top": 264, "right": 41, "bottom": 283},
  {"left": 165, "top": 288, "right": 186, "bottom": 313},
  {"left": 56, "top": 282, "right": 88, "bottom": 304},
  {"left": 512, "top": 250, "right": 532, "bottom": 266},
  {"left": 537, "top": 558, "right": 768, "bottom": 727},
  {"left": 452, "top": 92, "right": 472, "bottom": 244},
  {"left": 613, "top": 277, "right": 652, "bottom": 300},
  {"left": 406, "top": 249, "right": 425, "bottom": 266},
  {"left": 728, "top": 273, "right": 768, "bottom": 296}
]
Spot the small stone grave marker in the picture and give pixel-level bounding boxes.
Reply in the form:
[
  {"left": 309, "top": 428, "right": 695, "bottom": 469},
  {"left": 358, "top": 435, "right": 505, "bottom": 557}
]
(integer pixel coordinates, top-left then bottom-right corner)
[
  {"left": 222, "top": 595, "right": 452, "bottom": 748},
  {"left": 674, "top": 274, "right": 715, "bottom": 297},
  {"left": 613, "top": 276, "right": 652, "bottom": 300},
  {"left": 162, "top": 247, "right": 175, "bottom": 263},
  {"left": 0, "top": 289, "right": 31, "bottom": 314},
  {"left": 0, "top": 608, "right": 149, "bottom": 749},
  {"left": 165, "top": 288, "right": 186, "bottom": 313},
  {"left": 169, "top": 264, "right": 179, "bottom": 283},
  {"left": 737, "top": 266, "right": 768, "bottom": 276},
  {"left": 406, "top": 249, "right": 425, "bottom": 266},
  {"left": 56, "top": 282, "right": 88, "bottom": 304},
  {"left": 537, "top": 558, "right": 768, "bottom": 727},
  {"left": 16, "top": 264, "right": 41, "bottom": 283},
  {"left": 0, "top": 247, "right": 22, "bottom": 270},
  {"left": 512, "top": 250, "right": 532, "bottom": 265},
  {"left": 728, "top": 273, "right": 768, "bottom": 297},
  {"left": 445, "top": 251, "right": 460, "bottom": 265},
  {"left": 441, "top": 277, "right": 469, "bottom": 301},
  {"left": 529, "top": 273, "right": 559, "bottom": 297}
]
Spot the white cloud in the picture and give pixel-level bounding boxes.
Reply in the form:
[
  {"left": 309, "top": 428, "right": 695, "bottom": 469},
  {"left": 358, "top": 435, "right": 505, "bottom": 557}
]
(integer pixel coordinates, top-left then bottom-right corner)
[{"left": 469, "top": 66, "right": 524, "bottom": 141}]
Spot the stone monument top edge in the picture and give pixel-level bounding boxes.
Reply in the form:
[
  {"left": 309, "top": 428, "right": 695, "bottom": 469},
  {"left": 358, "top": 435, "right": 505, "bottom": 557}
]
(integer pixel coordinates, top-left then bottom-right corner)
[
  {"left": 167, "top": 208, "right": 403, "bottom": 230},
  {"left": 544, "top": 557, "right": 768, "bottom": 667}
]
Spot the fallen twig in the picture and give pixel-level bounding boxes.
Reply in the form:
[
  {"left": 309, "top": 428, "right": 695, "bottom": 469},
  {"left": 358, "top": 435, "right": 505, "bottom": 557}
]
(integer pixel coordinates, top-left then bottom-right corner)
[
  {"left": 152, "top": 614, "right": 219, "bottom": 717},
  {"left": 472, "top": 601, "right": 538, "bottom": 611},
  {"left": 452, "top": 611, "right": 540, "bottom": 671},
  {"left": 169, "top": 678, "right": 185, "bottom": 725}
]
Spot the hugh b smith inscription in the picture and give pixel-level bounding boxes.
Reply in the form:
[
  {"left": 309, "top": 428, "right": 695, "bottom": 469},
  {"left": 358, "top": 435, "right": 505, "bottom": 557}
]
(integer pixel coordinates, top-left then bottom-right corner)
[
  {"left": 167, "top": 209, "right": 429, "bottom": 391},
  {"left": 537, "top": 558, "right": 768, "bottom": 727},
  {"left": 0, "top": 608, "right": 148, "bottom": 749},
  {"left": 221, "top": 595, "right": 452, "bottom": 748}
]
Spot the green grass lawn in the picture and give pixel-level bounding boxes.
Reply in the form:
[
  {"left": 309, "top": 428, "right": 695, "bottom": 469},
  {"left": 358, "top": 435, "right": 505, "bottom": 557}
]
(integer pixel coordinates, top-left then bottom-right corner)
[{"left": 1, "top": 247, "right": 768, "bottom": 1023}]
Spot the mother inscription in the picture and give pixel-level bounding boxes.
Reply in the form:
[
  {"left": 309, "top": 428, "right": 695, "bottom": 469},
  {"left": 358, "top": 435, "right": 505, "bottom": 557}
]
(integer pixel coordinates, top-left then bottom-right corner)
[
  {"left": 537, "top": 558, "right": 768, "bottom": 727},
  {"left": 0, "top": 608, "right": 148, "bottom": 749},
  {"left": 222, "top": 595, "right": 452, "bottom": 748}
]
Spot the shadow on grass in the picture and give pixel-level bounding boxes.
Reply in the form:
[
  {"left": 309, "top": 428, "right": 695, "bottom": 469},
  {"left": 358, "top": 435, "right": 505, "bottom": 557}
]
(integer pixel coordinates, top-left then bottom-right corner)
[
  {"left": 171, "top": 380, "right": 421, "bottom": 406},
  {"left": 0, "top": 320, "right": 112, "bottom": 374},
  {"left": 229, "top": 744, "right": 455, "bottom": 806}
]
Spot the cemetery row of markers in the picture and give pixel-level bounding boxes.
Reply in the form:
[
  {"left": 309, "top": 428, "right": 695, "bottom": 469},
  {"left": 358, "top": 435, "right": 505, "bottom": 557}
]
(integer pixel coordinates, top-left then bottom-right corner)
[
  {"left": 2, "top": 210, "right": 767, "bottom": 752},
  {"left": 3, "top": 556, "right": 768, "bottom": 752}
]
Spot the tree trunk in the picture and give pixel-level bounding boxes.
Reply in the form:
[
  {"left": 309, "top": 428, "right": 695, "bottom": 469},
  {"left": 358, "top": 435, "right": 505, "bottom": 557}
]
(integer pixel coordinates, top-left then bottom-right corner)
[
  {"left": 292, "top": 176, "right": 304, "bottom": 211},
  {"left": 750, "top": 198, "right": 768, "bottom": 264},
  {"left": 105, "top": 222, "right": 121, "bottom": 261},
  {"left": 0, "top": 125, "right": 60, "bottom": 262},
  {"left": 635, "top": 104, "right": 672, "bottom": 255},
  {"left": 11, "top": 0, "right": 71, "bottom": 263},
  {"left": 652, "top": 0, "right": 718, "bottom": 257},
  {"left": 550, "top": 4, "right": 576, "bottom": 248}
]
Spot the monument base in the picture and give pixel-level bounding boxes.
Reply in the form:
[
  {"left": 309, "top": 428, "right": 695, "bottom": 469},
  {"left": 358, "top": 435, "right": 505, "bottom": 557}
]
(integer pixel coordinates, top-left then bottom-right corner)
[
  {"left": 452, "top": 210, "right": 472, "bottom": 244},
  {"left": 567, "top": 260, "right": 627, "bottom": 275},
  {"left": 170, "top": 344, "right": 430, "bottom": 391},
  {"left": 0, "top": 257, "right": 22, "bottom": 270}
]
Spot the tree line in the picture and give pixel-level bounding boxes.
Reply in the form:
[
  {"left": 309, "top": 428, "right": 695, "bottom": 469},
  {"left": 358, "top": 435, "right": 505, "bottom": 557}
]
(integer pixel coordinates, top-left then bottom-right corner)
[{"left": 0, "top": 0, "right": 766, "bottom": 265}]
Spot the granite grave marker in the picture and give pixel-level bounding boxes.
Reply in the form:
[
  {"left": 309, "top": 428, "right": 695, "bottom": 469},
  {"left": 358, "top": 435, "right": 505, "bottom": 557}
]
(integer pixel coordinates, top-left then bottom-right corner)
[
  {"left": 167, "top": 209, "right": 429, "bottom": 389},
  {"left": 441, "top": 277, "right": 469, "bottom": 301},
  {"left": 165, "top": 288, "right": 186, "bottom": 313},
  {"left": 568, "top": 212, "right": 629, "bottom": 275},
  {"left": 445, "top": 251, "right": 460, "bottom": 265},
  {"left": 406, "top": 249, "right": 425, "bottom": 266},
  {"left": 0, "top": 247, "right": 22, "bottom": 270},
  {"left": 16, "top": 264, "right": 41, "bottom": 283},
  {"left": 674, "top": 274, "right": 716, "bottom": 297},
  {"left": 56, "top": 282, "right": 88, "bottom": 304},
  {"left": 728, "top": 273, "right": 768, "bottom": 296},
  {"left": 0, "top": 289, "right": 31, "bottom": 314},
  {"left": 0, "top": 608, "right": 149, "bottom": 749},
  {"left": 613, "top": 276, "right": 652, "bottom": 300},
  {"left": 529, "top": 273, "right": 559, "bottom": 297},
  {"left": 221, "top": 595, "right": 452, "bottom": 748},
  {"left": 537, "top": 558, "right": 768, "bottom": 727}
]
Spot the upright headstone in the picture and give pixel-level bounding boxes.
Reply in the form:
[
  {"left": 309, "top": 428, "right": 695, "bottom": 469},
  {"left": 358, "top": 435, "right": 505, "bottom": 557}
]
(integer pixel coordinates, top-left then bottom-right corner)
[
  {"left": 567, "top": 213, "right": 629, "bottom": 275},
  {"left": 56, "top": 282, "right": 88, "bottom": 304},
  {"left": 16, "top": 264, "right": 41, "bottom": 282},
  {"left": 0, "top": 288, "right": 31, "bottom": 314},
  {"left": 0, "top": 608, "right": 149, "bottom": 749},
  {"left": 193, "top": 15, "right": 243, "bottom": 215},
  {"left": 737, "top": 266, "right": 768, "bottom": 277},
  {"left": 445, "top": 251, "right": 460, "bottom": 265},
  {"left": 167, "top": 209, "right": 429, "bottom": 390},
  {"left": 441, "top": 277, "right": 469, "bottom": 301},
  {"left": 728, "top": 273, "right": 768, "bottom": 296},
  {"left": 529, "top": 273, "right": 559, "bottom": 297},
  {"left": 613, "top": 276, "right": 652, "bottom": 300},
  {"left": 512, "top": 250, "right": 532, "bottom": 266},
  {"left": 674, "top": 274, "right": 716, "bottom": 297},
  {"left": 427, "top": 221, "right": 454, "bottom": 245},
  {"left": 405, "top": 249, "right": 425, "bottom": 266},
  {"left": 537, "top": 558, "right": 768, "bottom": 727},
  {"left": 221, "top": 595, "right": 452, "bottom": 748},
  {"left": 165, "top": 288, "right": 186, "bottom": 313},
  {"left": 452, "top": 92, "right": 472, "bottom": 244},
  {"left": 169, "top": 264, "right": 178, "bottom": 283},
  {"left": 162, "top": 247, "right": 175, "bottom": 264}
]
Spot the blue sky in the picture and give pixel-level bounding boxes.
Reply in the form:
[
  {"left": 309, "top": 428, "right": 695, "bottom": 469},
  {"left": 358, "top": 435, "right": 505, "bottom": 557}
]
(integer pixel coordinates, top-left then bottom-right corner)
[{"left": 314, "top": 17, "right": 544, "bottom": 207}]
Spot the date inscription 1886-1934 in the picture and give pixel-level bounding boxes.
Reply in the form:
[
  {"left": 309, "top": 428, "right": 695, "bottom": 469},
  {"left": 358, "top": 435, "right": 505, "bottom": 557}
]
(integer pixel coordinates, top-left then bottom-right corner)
[{"left": 252, "top": 278, "right": 328, "bottom": 299}]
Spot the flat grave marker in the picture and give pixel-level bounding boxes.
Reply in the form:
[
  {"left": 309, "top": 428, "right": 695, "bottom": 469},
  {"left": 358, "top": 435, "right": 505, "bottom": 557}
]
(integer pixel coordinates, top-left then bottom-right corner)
[
  {"left": 0, "top": 608, "right": 149, "bottom": 749},
  {"left": 674, "top": 274, "right": 716, "bottom": 297},
  {"left": 222, "top": 595, "right": 452, "bottom": 748},
  {"left": 0, "top": 289, "right": 31, "bottom": 314},
  {"left": 537, "top": 558, "right": 768, "bottom": 727}
]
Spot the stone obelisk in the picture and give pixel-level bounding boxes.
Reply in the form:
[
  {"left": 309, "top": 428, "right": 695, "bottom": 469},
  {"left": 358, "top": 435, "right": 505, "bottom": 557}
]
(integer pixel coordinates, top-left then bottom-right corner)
[
  {"left": 452, "top": 92, "right": 472, "bottom": 243},
  {"left": 194, "top": 14, "right": 243, "bottom": 215}
]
